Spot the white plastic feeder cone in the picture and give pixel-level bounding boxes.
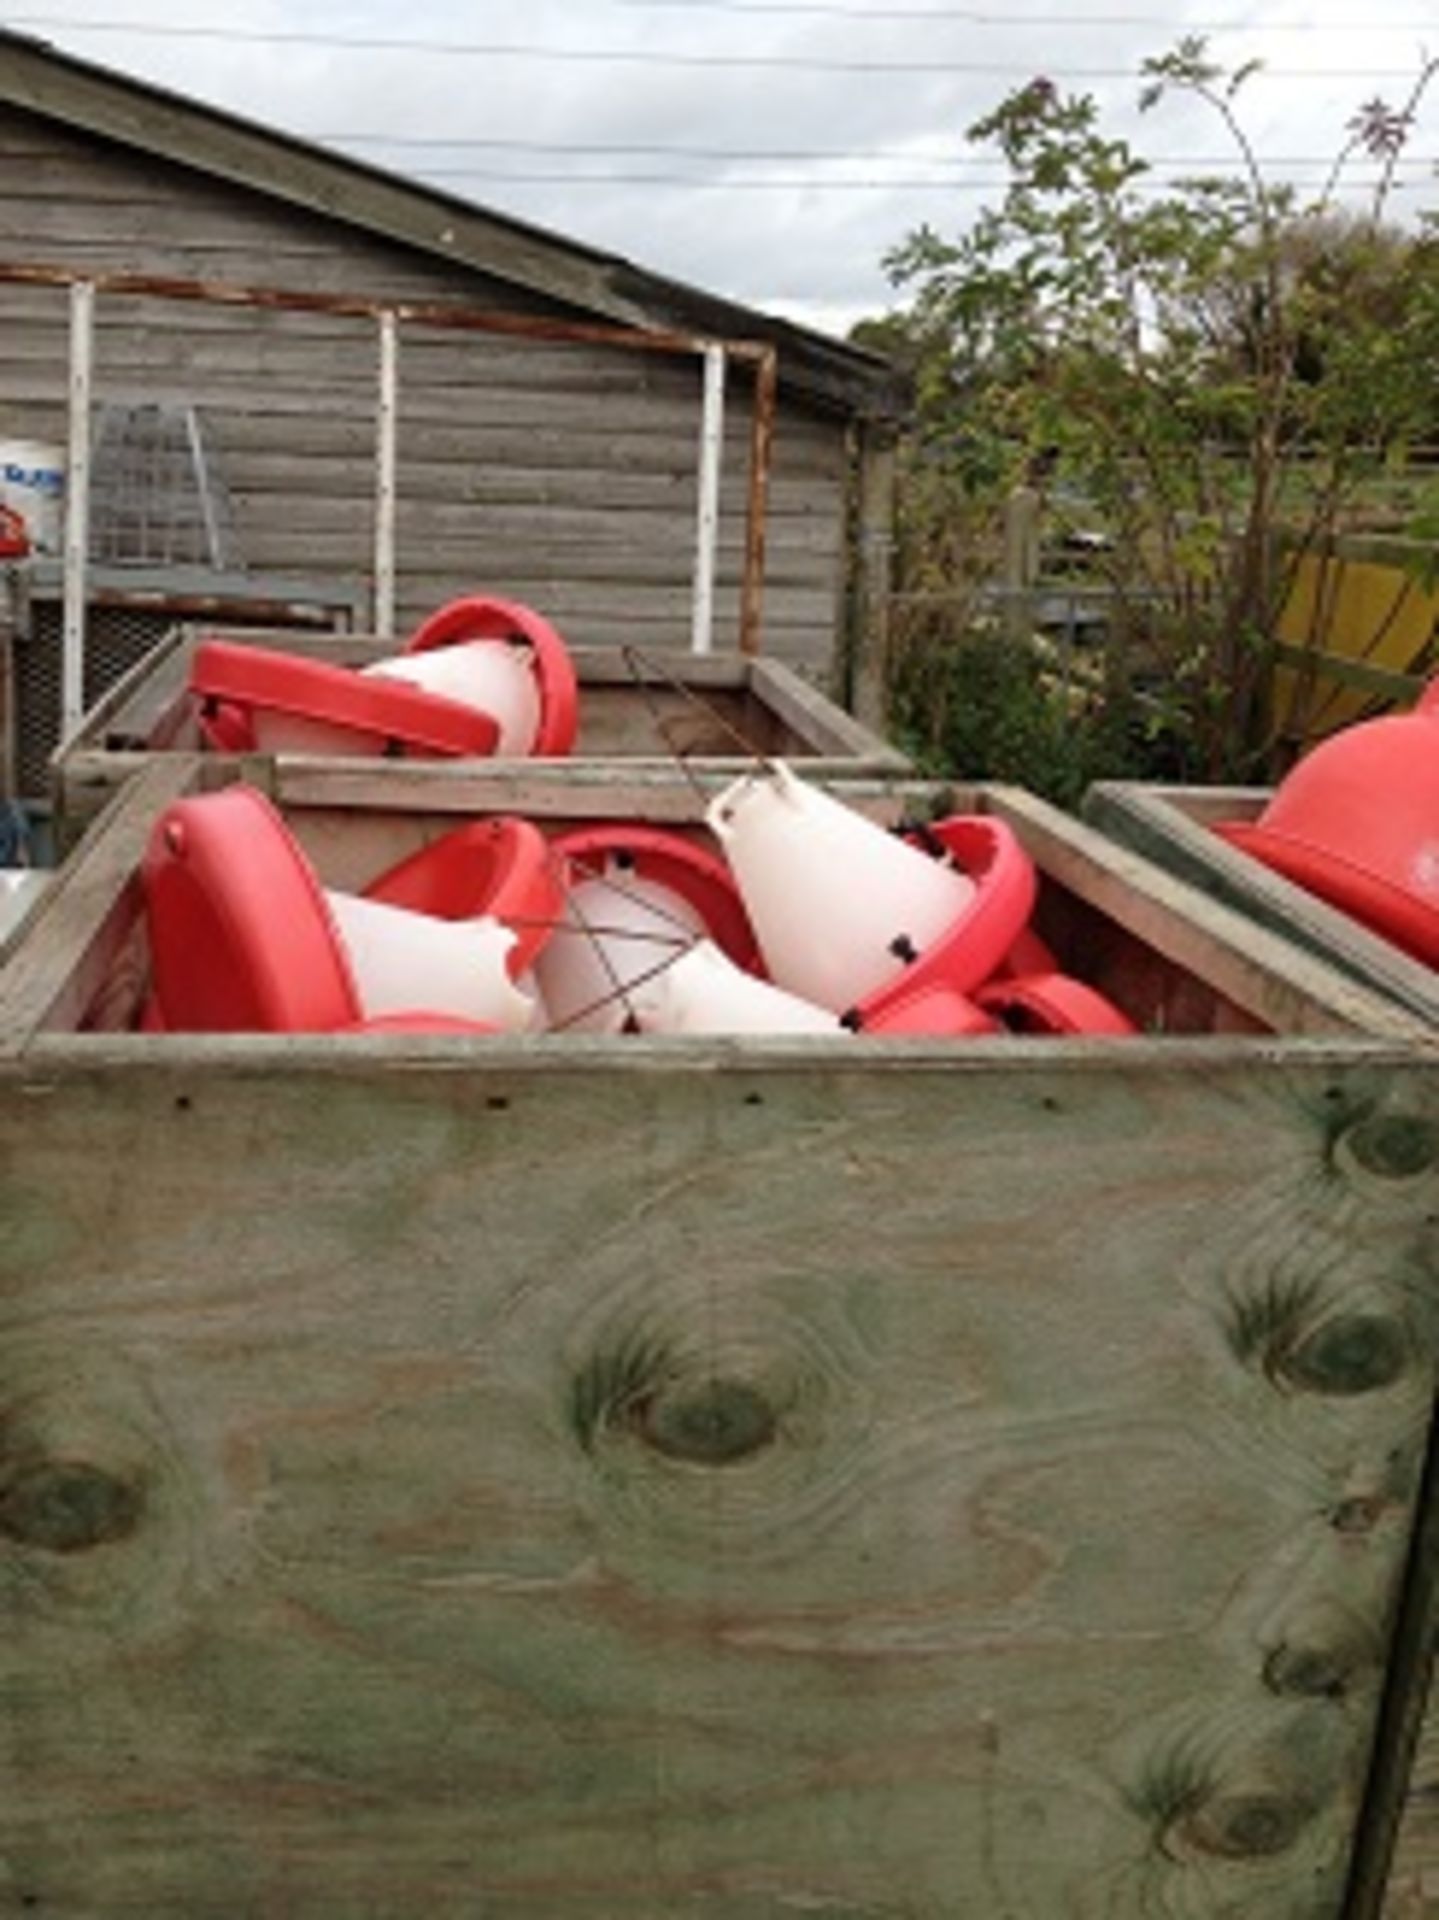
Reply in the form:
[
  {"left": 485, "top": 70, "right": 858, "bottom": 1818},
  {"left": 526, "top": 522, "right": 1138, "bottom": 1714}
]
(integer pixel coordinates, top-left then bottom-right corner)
[
  {"left": 365, "top": 640, "right": 541, "bottom": 755},
  {"left": 531, "top": 864, "right": 706, "bottom": 1033},
  {"left": 629, "top": 939, "right": 840, "bottom": 1036},
  {"left": 323, "top": 891, "right": 534, "bottom": 1030},
  {"left": 706, "top": 762, "right": 976, "bottom": 1012},
  {"left": 513, "top": 967, "right": 552, "bottom": 1033},
  {"left": 251, "top": 710, "right": 390, "bottom": 756}
]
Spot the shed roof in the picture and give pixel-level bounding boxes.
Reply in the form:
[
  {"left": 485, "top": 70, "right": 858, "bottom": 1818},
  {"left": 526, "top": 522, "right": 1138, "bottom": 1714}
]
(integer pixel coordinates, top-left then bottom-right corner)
[{"left": 0, "top": 27, "right": 907, "bottom": 420}]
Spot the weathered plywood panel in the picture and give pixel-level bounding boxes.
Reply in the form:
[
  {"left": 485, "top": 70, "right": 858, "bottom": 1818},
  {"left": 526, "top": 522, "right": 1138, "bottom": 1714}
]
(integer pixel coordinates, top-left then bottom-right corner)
[{"left": 0, "top": 1041, "right": 1435, "bottom": 1916}]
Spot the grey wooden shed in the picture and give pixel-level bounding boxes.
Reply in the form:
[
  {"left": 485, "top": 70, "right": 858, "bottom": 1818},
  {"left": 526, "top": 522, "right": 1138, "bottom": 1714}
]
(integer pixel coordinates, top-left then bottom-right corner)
[{"left": 0, "top": 28, "right": 905, "bottom": 689}]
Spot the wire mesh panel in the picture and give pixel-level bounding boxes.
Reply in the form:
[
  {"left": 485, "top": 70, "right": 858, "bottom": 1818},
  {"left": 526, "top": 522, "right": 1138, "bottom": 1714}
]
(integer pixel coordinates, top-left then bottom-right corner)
[
  {"left": 11, "top": 595, "right": 352, "bottom": 799},
  {"left": 88, "top": 404, "right": 239, "bottom": 570}
]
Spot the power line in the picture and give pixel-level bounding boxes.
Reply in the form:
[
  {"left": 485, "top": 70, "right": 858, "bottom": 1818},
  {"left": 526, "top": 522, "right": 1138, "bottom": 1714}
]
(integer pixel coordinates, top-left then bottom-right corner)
[
  {"left": 318, "top": 134, "right": 1439, "bottom": 165},
  {"left": 620, "top": 0, "right": 1433, "bottom": 22},
  {"left": 388, "top": 167, "right": 1432, "bottom": 189},
  {"left": 0, "top": 15, "right": 1422, "bottom": 76}
]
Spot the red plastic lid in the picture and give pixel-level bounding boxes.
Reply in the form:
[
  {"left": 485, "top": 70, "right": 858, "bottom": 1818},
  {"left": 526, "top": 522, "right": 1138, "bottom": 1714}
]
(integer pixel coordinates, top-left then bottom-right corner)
[
  {"left": 404, "top": 595, "right": 579, "bottom": 757},
  {"left": 850, "top": 983, "right": 999, "bottom": 1036},
  {"left": 142, "top": 785, "right": 360, "bottom": 1032},
  {"left": 1215, "top": 819, "right": 1439, "bottom": 967},
  {"left": 855, "top": 815, "right": 1038, "bottom": 1021},
  {"left": 976, "top": 971, "right": 1137, "bottom": 1036},
  {"left": 196, "top": 697, "right": 256, "bottom": 753},
  {"left": 363, "top": 817, "right": 566, "bottom": 976},
  {"left": 190, "top": 639, "right": 502, "bottom": 759},
  {"left": 336, "top": 1013, "right": 502, "bottom": 1034},
  {"left": 551, "top": 822, "right": 762, "bottom": 974}
]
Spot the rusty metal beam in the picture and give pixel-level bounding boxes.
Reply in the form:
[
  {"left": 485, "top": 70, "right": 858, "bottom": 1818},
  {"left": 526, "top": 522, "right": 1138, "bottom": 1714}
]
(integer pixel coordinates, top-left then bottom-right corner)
[
  {"left": 0, "top": 260, "right": 772, "bottom": 364},
  {"left": 739, "top": 347, "right": 778, "bottom": 658}
]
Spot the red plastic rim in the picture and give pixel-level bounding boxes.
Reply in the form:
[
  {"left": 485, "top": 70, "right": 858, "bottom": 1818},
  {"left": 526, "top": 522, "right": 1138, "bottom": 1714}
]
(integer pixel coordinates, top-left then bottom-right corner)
[
  {"left": 976, "top": 971, "right": 1137, "bottom": 1036},
  {"left": 851, "top": 982, "right": 999, "bottom": 1036},
  {"left": 404, "top": 595, "right": 579, "bottom": 757},
  {"left": 1215, "top": 819, "right": 1439, "bottom": 967},
  {"left": 337, "top": 1013, "right": 502, "bottom": 1034},
  {"left": 551, "top": 823, "right": 761, "bottom": 974},
  {"left": 142, "top": 785, "right": 359, "bottom": 1032},
  {"left": 854, "top": 814, "right": 1038, "bottom": 1022},
  {"left": 191, "top": 639, "right": 501, "bottom": 759},
  {"left": 363, "top": 817, "right": 567, "bottom": 977}
]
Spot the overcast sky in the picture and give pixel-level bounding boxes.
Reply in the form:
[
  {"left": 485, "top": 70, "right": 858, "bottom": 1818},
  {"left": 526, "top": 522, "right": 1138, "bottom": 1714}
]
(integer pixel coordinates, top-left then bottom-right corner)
[{"left": 3, "top": 0, "right": 1435, "bottom": 337}]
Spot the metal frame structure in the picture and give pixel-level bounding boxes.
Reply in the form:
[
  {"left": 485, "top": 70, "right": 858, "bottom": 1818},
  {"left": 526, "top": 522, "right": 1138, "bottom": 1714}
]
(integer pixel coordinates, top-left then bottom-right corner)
[{"left": 0, "top": 261, "right": 780, "bottom": 740}]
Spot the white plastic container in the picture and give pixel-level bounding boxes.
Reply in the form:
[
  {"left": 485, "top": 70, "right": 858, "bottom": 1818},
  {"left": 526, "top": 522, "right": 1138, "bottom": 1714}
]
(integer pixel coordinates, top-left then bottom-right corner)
[
  {"left": 707, "top": 762, "right": 976, "bottom": 1012},
  {"left": 323, "top": 891, "right": 534, "bottom": 1030},
  {"left": 251, "top": 712, "right": 390, "bottom": 756},
  {"left": 365, "top": 640, "right": 540, "bottom": 755},
  {"left": 0, "top": 439, "right": 66, "bottom": 554},
  {"left": 629, "top": 939, "right": 840, "bottom": 1036},
  {"left": 530, "top": 863, "right": 706, "bottom": 1034}
]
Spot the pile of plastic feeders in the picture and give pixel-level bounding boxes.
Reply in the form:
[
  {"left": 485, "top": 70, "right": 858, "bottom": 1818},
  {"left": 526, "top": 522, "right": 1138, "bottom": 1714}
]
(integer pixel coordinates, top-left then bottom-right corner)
[
  {"left": 187, "top": 594, "right": 580, "bottom": 761},
  {"left": 139, "top": 764, "right": 1137, "bottom": 1039},
  {"left": 1214, "top": 675, "right": 1439, "bottom": 968}
]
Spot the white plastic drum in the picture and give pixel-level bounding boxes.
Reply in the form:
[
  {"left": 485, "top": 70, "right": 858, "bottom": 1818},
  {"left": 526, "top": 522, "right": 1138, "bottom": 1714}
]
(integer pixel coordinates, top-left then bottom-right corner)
[{"left": 0, "top": 441, "right": 66, "bottom": 554}]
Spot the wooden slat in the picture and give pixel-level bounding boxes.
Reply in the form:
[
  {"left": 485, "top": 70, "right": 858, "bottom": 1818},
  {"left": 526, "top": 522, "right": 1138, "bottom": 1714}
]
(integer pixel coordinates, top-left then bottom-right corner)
[
  {"left": 749, "top": 657, "right": 907, "bottom": 765},
  {"left": 0, "top": 756, "right": 200, "bottom": 1055}
]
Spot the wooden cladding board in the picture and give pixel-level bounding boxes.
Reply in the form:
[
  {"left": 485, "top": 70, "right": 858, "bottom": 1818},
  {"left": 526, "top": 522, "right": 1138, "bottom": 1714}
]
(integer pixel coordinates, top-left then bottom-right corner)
[
  {"left": 1083, "top": 784, "right": 1439, "bottom": 1029},
  {"left": 0, "top": 760, "right": 1437, "bottom": 1915},
  {"left": 51, "top": 630, "right": 908, "bottom": 846},
  {"left": 0, "top": 103, "right": 850, "bottom": 668}
]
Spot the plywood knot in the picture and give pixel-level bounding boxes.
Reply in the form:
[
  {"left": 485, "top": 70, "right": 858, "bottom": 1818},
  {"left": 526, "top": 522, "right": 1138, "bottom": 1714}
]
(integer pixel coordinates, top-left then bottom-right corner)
[
  {"left": 1177, "top": 1790, "right": 1313, "bottom": 1861},
  {"left": 1334, "top": 1112, "right": 1439, "bottom": 1183},
  {"left": 0, "top": 1457, "right": 144, "bottom": 1554},
  {"left": 636, "top": 1377, "right": 778, "bottom": 1467},
  {"left": 1261, "top": 1602, "right": 1377, "bottom": 1701},
  {"left": 572, "top": 1340, "right": 778, "bottom": 1469},
  {"left": 1224, "top": 1278, "right": 1411, "bottom": 1397}
]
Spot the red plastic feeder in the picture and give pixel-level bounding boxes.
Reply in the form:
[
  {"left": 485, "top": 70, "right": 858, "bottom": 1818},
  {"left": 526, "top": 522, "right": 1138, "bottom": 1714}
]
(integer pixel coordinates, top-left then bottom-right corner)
[
  {"left": 851, "top": 815, "right": 1037, "bottom": 1025},
  {"left": 404, "top": 595, "right": 580, "bottom": 758},
  {"left": 143, "top": 786, "right": 361, "bottom": 1033},
  {"left": 190, "top": 640, "right": 502, "bottom": 760},
  {"left": 976, "top": 972, "right": 1137, "bottom": 1036},
  {"left": 554, "top": 824, "right": 760, "bottom": 972},
  {"left": 197, "top": 698, "right": 255, "bottom": 753},
  {"left": 531, "top": 823, "right": 760, "bottom": 1031},
  {"left": 363, "top": 816, "right": 566, "bottom": 977},
  {"left": 1214, "top": 679, "right": 1439, "bottom": 966}
]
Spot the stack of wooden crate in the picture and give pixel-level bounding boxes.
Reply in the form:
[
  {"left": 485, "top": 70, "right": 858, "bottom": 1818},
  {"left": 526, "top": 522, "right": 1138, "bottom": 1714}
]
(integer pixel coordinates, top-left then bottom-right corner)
[{"left": 0, "top": 631, "right": 1433, "bottom": 1916}]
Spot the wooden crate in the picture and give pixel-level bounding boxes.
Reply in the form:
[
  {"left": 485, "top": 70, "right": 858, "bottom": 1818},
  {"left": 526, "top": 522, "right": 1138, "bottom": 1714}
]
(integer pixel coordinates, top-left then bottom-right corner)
[
  {"left": 1084, "top": 783, "right": 1439, "bottom": 1028},
  {"left": 1084, "top": 779, "right": 1439, "bottom": 1916},
  {"left": 50, "top": 624, "right": 909, "bottom": 847},
  {"left": 2, "top": 757, "right": 1436, "bottom": 1918}
]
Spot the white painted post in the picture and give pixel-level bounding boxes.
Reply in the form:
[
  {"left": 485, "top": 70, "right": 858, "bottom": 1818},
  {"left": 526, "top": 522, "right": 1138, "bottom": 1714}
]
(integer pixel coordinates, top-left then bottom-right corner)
[
  {"left": 61, "top": 279, "right": 95, "bottom": 741},
  {"left": 690, "top": 343, "right": 726, "bottom": 655},
  {"left": 374, "top": 308, "right": 399, "bottom": 640}
]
